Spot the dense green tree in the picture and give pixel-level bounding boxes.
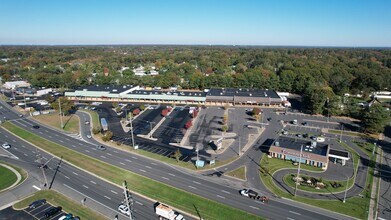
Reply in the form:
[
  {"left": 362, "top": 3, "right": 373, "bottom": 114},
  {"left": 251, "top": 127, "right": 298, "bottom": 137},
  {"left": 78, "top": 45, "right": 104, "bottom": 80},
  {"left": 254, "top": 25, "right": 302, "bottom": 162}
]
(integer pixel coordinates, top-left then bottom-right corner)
[{"left": 361, "top": 104, "right": 391, "bottom": 134}]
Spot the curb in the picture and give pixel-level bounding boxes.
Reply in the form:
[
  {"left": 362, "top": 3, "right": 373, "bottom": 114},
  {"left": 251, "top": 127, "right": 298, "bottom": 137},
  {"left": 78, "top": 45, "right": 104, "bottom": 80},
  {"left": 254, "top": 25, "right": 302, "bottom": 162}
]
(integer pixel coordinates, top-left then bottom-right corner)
[{"left": 0, "top": 163, "right": 22, "bottom": 193}]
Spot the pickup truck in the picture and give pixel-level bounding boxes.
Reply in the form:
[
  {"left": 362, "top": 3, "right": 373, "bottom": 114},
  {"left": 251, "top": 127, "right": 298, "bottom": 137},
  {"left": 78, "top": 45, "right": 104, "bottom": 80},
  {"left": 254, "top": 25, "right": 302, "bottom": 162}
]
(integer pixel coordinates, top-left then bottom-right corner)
[{"left": 240, "top": 189, "right": 258, "bottom": 199}]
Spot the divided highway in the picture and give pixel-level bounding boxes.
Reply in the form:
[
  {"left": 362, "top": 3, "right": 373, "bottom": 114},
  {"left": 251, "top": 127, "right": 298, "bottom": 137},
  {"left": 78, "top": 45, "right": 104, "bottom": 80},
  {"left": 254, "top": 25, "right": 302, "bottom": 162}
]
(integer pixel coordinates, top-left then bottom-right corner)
[{"left": 0, "top": 100, "right": 352, "bottom": 220}]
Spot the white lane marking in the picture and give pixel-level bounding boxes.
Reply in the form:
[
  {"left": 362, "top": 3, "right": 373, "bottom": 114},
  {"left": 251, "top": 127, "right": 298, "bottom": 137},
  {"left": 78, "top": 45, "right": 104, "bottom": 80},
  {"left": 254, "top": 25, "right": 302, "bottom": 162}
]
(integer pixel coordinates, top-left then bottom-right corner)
[
  {"left": 63, "top": 184, "right": 118, "bottom": 214},
  {"left": 188, "top": 185, "right": 197, "bottom": 189},
  {"left": 104, "top": 195, "right": 111, "bottom": 200},
  {"left": 90, "top": 181, "right": 96, "bottom": 184},
  {"left": 39, "top": 131, "right": 43, "bottom": 134},
  {"left": 111, "top": 190, "right": 118, "bottom": 195},
  {"left": 72, "top": 172, "right": 79, "bottom": 176},
  {"left": 119, "top": 162, "right": 125, "bottom": 165},
  {"left": 151, "top": 162, "right": 157, "bottom": 165},
  {"left": 107, "top": 153, "right": 112, "bottom": 156},
  {"left": 113, "top": 151, "right": 118, "bottom": 153},
  {"left": 162, "top": 177, "right": 169, "bottom": 180},
  {"left": 55, "top": 134, "right": 59, "bottom": 137},
  {"left": 71, "top": 145, "right": 76, "bottom": 148},
  {"left": 145, "top": 166, "right": 152, "bottom": 169},
  {"left": 4, "top": 135, "right": 8, "bottom": 138},
  {"left": 192, "top": 181, "right": 201, "bottom": 185},
  {"left": 23, "top": 153, "right": 28, "bottom": 157},
  {"left": 216, "top": 195, "right": 225, "bottom": 199},
  {"left": 85, "top": 150, "right": 90, "bottom": 153},
  {"left": 135, "top": 201, "right": 143, "bottom": 206},
  {"left": 168, "top": 173, "right": 175, "bottom": 177},
  {"left": 125, "top": 159, "right": 132, "bottom": 162},
  {"left": 63, "top": 175, "right": 70, "bottom": 179},
  {"left": 100, "top": 155, "right": 106, "bottom": 158},
  {"left": 59, "top": 140, "right": 64, "bottom": 143},
  {"left": 139, "top": 169, "right": 146, "bottom": 173},
  {"left": 249, "top": 205, "right": 259, "bottom": 210},
  {"left": 131, "top": 156, "right": 137, "bottom": 159},
  {"left": 45, "top": 130, "right": 49, "bottom": 133},
  {"left": 286, "top": 218, "right": 295, "bottom": 220},
  {"left": 48, "top": 135, "right": 52, "bottom": 138},
  {"left": 32, "top": 185, "right": 41, "bottom": 190},
  {"left": 289, "top": 211, "right": 301, "bottom": 215},
  {"left": 83, "top": 185, "right": 89, "bottom": 189},
  {"left": 65, "top": 138, "right": 70, "bottom": 141},
  {"left": 222, "top": 190, "right": 230, "bottom": 194},
  {"left": 78, "top": 143, "right": 83, "bottom": 145},
  {"left": 14, "top": 147, "right": 18, "bottom": 150},
  {"left": 21, "top": 145, "right": 26, "bottom": 148},
  {"left": 12, "top": 139, "right": 16, "bottom": 142}
]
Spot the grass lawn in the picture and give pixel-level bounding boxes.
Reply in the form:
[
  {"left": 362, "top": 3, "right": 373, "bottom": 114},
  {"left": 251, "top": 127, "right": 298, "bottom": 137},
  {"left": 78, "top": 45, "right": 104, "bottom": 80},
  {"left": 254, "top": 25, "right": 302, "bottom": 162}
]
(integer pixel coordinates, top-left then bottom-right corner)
[
  {"left": 328, "top": 129, "right": 367, "bottom": 138},
  {"left": 14, "top": 190, "right": 105, "bottom": 220},
  {"left": 33, "top": 112, "right": 80, "bottom": 133},
  {"left": 353, "top": 141, "right": 375, "bottom": 157},
  {"left": 2, "top": 122, "right": 262, "bottom": 220},
  {"left": 225, "top": 166, "right": 246, "bottom": 180},
  {"left": 259, "top": 149, "right": 373, "bottom": 219},
  {"left": 0, "top": 165, "right": 17, "bottom": 191}
]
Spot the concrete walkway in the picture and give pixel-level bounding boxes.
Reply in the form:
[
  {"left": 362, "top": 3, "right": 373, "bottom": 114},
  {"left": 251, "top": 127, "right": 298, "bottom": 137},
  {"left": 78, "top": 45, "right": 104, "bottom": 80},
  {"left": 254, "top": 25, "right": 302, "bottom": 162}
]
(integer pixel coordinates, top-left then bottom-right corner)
[{"left": 0, "top": 163, "right": 22, "bottom": 193}]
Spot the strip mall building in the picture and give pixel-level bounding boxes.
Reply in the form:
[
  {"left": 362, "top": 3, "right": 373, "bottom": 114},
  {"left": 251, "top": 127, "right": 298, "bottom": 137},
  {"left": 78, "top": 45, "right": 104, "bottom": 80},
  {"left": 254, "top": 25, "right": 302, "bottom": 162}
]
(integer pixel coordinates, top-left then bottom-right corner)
[{"left": 65, "top": 85, "right": 283, "bottom": 106}]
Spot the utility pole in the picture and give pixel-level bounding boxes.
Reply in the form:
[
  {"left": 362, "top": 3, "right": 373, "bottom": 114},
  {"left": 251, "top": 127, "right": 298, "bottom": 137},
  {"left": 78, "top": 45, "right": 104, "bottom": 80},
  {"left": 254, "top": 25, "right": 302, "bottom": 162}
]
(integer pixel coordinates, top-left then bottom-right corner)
[
  {"left": 58, "top": 98, "right": 64, "bottom": 129},
  {"left": 122, "top": 181, "right": 134, "bottom": 220},
  {"left": 294, "top": 145, "right": 303, "bottom": 197},
  {"left": 129, "top": 113, "right": 135, "bottom": 149},
  {"left": 343, "top": 175, "right": 349, "bottom": 203},
  {"left": 23, "top": 88, "right": 27, "bottom": 110},
  {"left": 339, "top": 124, "right": 344, "bottom": 143},
  {"left": 326, "top": 97, "right": 330, "bottom": 122}
]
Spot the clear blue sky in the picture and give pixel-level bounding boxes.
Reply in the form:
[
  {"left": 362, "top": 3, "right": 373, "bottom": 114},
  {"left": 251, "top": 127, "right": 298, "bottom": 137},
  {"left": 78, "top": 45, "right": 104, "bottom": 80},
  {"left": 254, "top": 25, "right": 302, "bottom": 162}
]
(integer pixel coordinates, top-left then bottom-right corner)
[{"left": 0, "top": 0, "right": 390, "bottom": 46}]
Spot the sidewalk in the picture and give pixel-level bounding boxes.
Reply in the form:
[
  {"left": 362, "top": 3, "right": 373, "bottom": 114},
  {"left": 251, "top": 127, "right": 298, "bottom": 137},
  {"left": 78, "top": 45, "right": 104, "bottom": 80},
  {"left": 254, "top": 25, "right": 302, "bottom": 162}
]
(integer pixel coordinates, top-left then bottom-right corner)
[{"left": 368, "top": 145, "right": 382, "bottom": 220}]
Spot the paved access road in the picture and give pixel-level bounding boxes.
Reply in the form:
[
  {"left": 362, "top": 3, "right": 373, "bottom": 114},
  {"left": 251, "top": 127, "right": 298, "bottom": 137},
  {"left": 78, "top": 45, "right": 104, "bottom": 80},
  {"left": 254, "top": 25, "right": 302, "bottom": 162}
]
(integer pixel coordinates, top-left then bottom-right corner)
[
  {"left": 378, "top": 135, "right": 391, "bottom": 220},
  {"left": 0, "top": 100, "right": 353, "bottom": 220}
]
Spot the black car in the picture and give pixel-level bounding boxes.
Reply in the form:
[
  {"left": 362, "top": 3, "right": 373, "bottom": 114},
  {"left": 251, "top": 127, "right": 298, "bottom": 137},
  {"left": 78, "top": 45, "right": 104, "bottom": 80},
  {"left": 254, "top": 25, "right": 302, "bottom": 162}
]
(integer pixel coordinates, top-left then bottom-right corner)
[
  {"left": 44, "top": 206, "right": 62, "bottom": 218},
  {"left": 28, "top": 199, "right": 46, "bottom": 209},
  {"left": 33, "top": 125, "right": 40, "bottom": 129}
]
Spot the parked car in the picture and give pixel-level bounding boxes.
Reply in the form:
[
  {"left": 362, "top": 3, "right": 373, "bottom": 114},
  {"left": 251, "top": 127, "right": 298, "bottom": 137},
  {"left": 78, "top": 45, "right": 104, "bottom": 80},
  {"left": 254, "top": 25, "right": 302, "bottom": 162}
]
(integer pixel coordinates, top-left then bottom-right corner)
[
  {"left": 72, "top": 217, "right": 80, "bottom": 220},
  {"left": 267, "top": 117, "right": 272, "bottom": 121},
  {"left": 292, "top": 119, "right": 298, "bottom": 125},
  {"left": 310, "top": 136, "right": 317, "bottom": 141},
  {"left": 282, "top": 130, "right": 288, "bottom": 135},
  {"left": 85, "top": 121, "right": 90, "bottom": 125},
  {"left": 118, "top": 204, "right": 130, "bottom": 216},
  {"left": 240, "top": 189, "right": 258, "bottom": 199},
  {"left": 96, "top": 145, "right": 106, "bottom": 151},
  {"left": 316, "top": 137, "right": 326, "bottom": 142},
  {"left": 28, "top": 199, "right": 46, "bottom": 209},
  {"left": 303, "top": 133, "right": 309, "bottom": 138},
  {"left": 44, "top": 206, "right": 62, "bottom": 218},
  {"left": 59, "top": 213, "right": 73, "bottom": 220},
  {"left": 19, "top": 114, "right": 23, "bottom": 118},
  {"left": 296, "top": 134, "right": 303, "bottom": 138},
  {"left": 33, "top": 125, "right": 40, "bottom": 129},
  {"left": 2, "top": 143, "right": 11, "bottom": 149},
  {"left": 302, "top": 122, "right": 308, "bottom": 126}
]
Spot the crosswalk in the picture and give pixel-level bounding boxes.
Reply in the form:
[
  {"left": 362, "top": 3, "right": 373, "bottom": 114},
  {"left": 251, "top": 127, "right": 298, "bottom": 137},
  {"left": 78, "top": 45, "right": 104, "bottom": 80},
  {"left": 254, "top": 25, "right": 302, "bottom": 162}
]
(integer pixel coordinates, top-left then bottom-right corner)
[{"left": 64, "top": 133, "right": 90, "bottom": 143}]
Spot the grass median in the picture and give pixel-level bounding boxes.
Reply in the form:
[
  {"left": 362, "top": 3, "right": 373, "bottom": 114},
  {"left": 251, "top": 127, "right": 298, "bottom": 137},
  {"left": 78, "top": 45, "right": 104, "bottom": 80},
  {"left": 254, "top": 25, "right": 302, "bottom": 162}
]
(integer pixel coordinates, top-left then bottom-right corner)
[
  {"left": 0, "top": 165, "right": 17, "bottom": 191},
  {"left": 33, "top": 111, "right": 80, "bottom": 133},
  {"left": 14, "top": 190, "right": 106, "bottom": 220},
  {"left": 2, "top": 122, "right": 262, "bottom": 220},
  {"left": 225, "top": 166, "right": 247, "bottom": 180}
]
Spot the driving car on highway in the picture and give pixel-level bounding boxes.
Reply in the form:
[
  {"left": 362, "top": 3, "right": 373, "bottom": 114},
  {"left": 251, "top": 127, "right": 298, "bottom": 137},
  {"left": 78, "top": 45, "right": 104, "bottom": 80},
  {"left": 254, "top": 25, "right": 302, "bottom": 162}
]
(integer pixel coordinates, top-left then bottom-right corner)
[
  {"left": 240, "top": 189, "right": 258, "bottom": 199},
  {"left": 118, "top": 204, "right": 130, "bottom": 216},
  {"left": 96, "top": 145, "right": 106, "bottom": 151},
  {"left": 2, "top": 143, "right": 11, "bottom": 149}
]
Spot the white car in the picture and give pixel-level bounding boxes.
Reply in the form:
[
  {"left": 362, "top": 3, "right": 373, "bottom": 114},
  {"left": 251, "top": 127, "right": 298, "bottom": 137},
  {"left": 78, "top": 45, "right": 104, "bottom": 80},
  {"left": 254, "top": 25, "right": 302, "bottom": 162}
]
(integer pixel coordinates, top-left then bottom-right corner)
[
  {"left": 118, "top": 204, "right": 130, "bottom": 216},
  {"left": 316, "top": 137, "right": 325, "bottom": 142},
  {"left": 2, "top": 143, "right": 11, "bottom": 149}
]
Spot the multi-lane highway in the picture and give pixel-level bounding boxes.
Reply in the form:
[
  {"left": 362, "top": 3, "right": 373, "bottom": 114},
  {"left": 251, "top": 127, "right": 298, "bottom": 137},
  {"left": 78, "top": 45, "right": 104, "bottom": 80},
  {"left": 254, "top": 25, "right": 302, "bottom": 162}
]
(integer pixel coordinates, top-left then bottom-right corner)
[{"left": 0, "top": 100, "right": 354, "bottom": 220}]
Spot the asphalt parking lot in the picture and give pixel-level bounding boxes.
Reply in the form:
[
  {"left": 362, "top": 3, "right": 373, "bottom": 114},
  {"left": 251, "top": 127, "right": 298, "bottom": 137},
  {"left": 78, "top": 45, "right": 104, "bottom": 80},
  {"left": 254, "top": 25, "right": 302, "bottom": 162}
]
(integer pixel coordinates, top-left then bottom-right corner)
[
  {"left": 132, "top": 106, "right": 164, "bottom": 135},
  {"left": 0, "top": 203, "right": 66, "bottom": 220},
  {"left": 154, "top": 107, "right": 191, "bottom": 144}
]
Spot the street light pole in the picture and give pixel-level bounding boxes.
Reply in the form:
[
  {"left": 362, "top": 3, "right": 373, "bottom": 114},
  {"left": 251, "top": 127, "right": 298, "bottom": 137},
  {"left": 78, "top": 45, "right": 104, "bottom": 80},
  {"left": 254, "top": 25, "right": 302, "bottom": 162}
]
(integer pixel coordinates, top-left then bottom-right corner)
[
  {"left": 343, "top": 176, "right": 349, "bottom": 203},
  {"left": 339, "top": 124, "right": 344, "bottom": 143},
  {"left": 129, "top": 113, "right": 135, "bottom": 149},
  {"left": 294, "top": 145, "right": 303, "bottom": 197},
  {"left": 58, "top": 98, "right": 64, "bottom": 129}
]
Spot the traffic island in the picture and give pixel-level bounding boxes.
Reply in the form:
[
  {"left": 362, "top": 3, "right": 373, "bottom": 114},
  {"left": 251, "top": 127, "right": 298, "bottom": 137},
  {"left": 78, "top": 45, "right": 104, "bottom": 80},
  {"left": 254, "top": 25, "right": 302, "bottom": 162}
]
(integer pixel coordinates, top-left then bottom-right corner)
[
  {"left": 225, "top": 166, "right": 247, "bottom": 181},
  {"left": 0, "top": 163, "right": 22, "bottom": 192}
]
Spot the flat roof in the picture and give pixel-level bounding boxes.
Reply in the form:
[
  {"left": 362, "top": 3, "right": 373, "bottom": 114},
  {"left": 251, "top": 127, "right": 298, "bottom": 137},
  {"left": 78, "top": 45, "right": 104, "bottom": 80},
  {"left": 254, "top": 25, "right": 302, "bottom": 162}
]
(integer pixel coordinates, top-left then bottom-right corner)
[
  {"left": 73, "top": 85, "right": 133, "bottom": 94},
  {"left": 128, "top": 90, "right": 207, "bottom": 97},
  {"left": 272, "top": 136, "right": 328, "bottom": 156},
  {"left": 329, "top": 149, "right": 349, "bottom": 158},
  {"left": 207, "top": 88, "right": 280, "bottom": 99}
]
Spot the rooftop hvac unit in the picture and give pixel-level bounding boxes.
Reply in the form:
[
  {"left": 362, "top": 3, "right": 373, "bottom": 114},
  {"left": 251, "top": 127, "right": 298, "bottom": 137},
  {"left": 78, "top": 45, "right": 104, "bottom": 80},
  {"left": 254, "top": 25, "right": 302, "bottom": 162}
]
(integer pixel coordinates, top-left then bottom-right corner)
[{"left": 275, "top": 141, "right": 279, "bottom": 146}]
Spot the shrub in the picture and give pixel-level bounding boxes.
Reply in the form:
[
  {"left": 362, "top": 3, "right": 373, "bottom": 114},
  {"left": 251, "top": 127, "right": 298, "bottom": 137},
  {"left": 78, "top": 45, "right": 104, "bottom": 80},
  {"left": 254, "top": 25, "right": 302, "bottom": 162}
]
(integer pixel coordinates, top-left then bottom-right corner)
[{"left": 92, "top": 127, "right": 100, "bottom": 134}]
